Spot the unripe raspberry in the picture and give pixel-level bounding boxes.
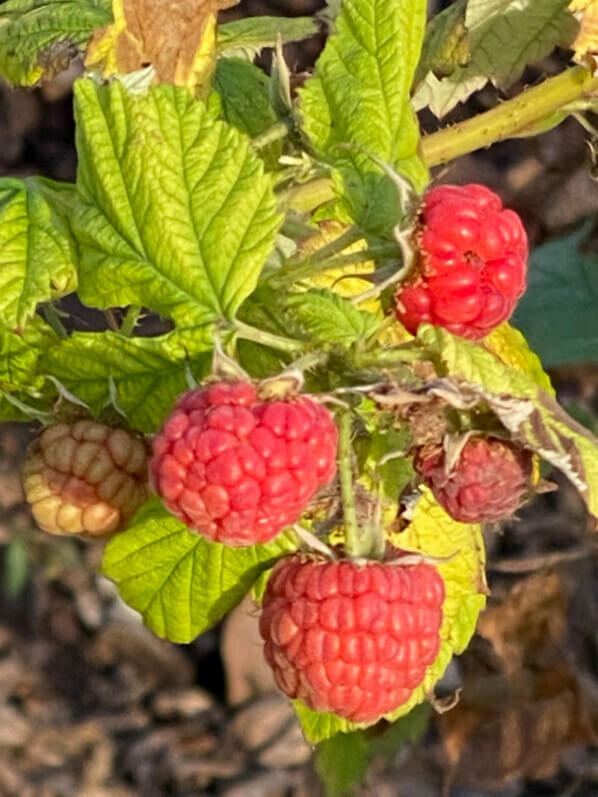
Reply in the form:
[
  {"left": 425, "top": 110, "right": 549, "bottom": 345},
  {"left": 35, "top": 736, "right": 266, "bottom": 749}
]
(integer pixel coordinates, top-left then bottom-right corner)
[
  {"left": 259, "top": 555, "right": 445, "bottom": 723},
  {"left": 150, "top": 382, "right": 338, "bottom": 547},
  {"left": 23, "top": 421, "right": 149, "bottom": 537},
  {"left": 395, "top": 184, "right": 528, "bottom": 339},
  {"left": 415, "top": 436, "right": 533, "bottom": 523}
]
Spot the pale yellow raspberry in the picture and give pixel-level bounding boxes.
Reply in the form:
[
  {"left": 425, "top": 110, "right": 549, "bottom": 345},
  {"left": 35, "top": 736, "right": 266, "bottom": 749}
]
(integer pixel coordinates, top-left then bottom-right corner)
[{"left": 23, "top": 420, "right": 149, "bottom": 538}]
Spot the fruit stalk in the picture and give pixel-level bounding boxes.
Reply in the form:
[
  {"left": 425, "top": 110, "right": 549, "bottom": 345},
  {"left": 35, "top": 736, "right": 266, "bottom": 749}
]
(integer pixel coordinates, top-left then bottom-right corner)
[{"left": 338, "top": 411, "right": 366, "bottom": 558}]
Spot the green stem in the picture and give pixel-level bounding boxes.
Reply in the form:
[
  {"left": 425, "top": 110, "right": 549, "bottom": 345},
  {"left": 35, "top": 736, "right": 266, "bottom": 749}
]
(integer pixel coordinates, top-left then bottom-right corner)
[
  {"left": 421, "top": 65, "right": 598, "bottom": 166},
  {"left": 41, "top": 303, "right": 68, "bottom": 339},
  {"left": 120, "top": 305, "right": 141, "bottom": 336},
  {"left": 252, "top": 119, "right": 291, "bottom": 150},
  {"left": 278, "top": 177, "right": 337, "bottom": 213},
  {"left": 233, "top": 319, "right": 305, "bottom": 354},
  {"left": 339, "top": 411, "right": 363, "bottom": 558}
]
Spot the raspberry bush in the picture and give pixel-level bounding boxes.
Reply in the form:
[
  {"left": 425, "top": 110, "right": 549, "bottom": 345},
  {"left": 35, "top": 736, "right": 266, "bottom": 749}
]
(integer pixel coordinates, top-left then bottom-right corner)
[{"left": 1, "top": 0, "right": 598, "bottom": 788}]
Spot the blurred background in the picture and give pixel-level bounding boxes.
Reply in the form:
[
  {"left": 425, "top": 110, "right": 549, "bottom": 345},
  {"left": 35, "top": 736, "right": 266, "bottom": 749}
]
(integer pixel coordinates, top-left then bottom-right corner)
[{"left": 1, "top": 0, "right": 598, "bottom": 795}]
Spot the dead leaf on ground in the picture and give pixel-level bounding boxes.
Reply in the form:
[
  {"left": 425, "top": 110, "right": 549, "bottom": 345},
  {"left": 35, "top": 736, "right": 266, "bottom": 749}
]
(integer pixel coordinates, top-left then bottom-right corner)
[{"left": 438, "top": 571, "right": 598, "bottom": 790}]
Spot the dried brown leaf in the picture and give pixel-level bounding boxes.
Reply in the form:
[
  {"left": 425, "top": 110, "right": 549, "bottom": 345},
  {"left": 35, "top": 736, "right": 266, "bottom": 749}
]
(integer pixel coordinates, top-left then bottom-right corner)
[{"left": 86, "top": 0, "right": 239, "bottom": 91}]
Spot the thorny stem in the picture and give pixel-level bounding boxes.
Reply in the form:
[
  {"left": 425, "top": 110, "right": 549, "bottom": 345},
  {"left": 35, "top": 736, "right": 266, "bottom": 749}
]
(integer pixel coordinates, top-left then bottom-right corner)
[
  {"left": 338, "top": 411, "right": 362, "bottom": 557},
  {"left": 283, "top": 66, "right": 598, "bottom": 213},
  {"left": 233, "top": 319, "right": 305, "bottom": 354},
  {"left": 421, "top": 65, "right": 598, "bottom": 166},
  {"left": 120, "top": 305, "right": 142, "bottom": 337},
  {"left": 41, "top": 303, "right": 68, "bottom": 339}
]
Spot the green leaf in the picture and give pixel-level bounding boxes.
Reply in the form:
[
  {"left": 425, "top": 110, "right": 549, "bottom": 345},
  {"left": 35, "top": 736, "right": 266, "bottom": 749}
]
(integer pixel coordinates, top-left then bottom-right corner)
[
  {"left": 511, "top": 223, "right": 598, "bottom": 367},
  {"left": 213, "top": 58, "right": 280, "bottom": 170},
  {"left": 314, "top": 704, "right": 430, "bottom": 795},
  {"left": 0, "top": 316, "right": 56, "bottom": 393},
  {"left": 413, "top": 0, "right": 578, "bottom": 117},
  {"left": 0, "top": 177, "right": 78, "bottom": 330},
  {"left": 286, "top": 289, "right": 380, "bottom": 346},
  {"left": 413, "top": 0, "right": 469, "bottom": 89},
  {"left": 315, "top": 728, "right": 370, "bottom": 796},
  {"left": 384, "top": 492, "right": 486, "bottom": 722},
  {"left": 0, "top": 389, "right": 53, "bottom": 422},
  {"left": 419, "top": 324, "right": 598, "bottom": 522},
  {"left": 371, "top": 702, "right": 430, "bottom": 756},
  {"left": 294, "top": 702, "right": 356, "bottom": 743},
  {"left": 103, "top": 497, "right": 299, "bottom": 643},
  {"left": 0, "top": 0, "right": 112, "bottom": 86},
  {"left": 40, "top": 328, "right": 212, "bottom": 432},
  {"left": 73, "top": 78, "right": 283, "bottom": 326},
  {"left": 299, "top": 0, "right": 428, "bottom": 231},
  {"left": 218, "top": 15, "right": 318, "bottom": 60}
]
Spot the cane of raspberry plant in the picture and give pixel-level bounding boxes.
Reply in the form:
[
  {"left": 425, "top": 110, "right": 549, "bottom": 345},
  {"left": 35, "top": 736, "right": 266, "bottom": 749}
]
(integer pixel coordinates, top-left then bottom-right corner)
[
  {"left": 150, "top": 381, "right": 338, "bottom": 547},
  {"left": 259, "top": 554, "right": 445, "bottom": 723},
  {"left": 395, "top": 184, "right": 528, "bottom": 340},
  {"left": 415, "top": 436, "right": 534, "bottom": 524},
  {"left": 23, "top": 421, "right": 149, "bottom": 537}
]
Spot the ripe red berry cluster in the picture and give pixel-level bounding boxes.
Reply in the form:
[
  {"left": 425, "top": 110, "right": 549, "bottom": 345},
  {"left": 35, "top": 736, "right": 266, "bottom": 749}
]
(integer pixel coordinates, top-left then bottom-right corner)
[
  {"left": 151, "top": 381, "right": 338, "bottom": 546},
  {"left": 395, "top": 183, "right": 528, "bottom": 339},
  {"left": 415, "top": 436, "right": 534, "bottom": 524},
  {"left": 259, "top": 555, "right": 445, "bottom": 723}
]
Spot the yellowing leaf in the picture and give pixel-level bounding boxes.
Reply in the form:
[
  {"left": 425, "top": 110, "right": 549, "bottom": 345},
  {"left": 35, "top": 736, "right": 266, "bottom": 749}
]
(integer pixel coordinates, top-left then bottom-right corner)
[
  {"left": 297, "top": 221, "right": 412, "bottom": 345},
  {"left": 483, "top": 322, "right": 554, "bottom": 395},
  {"left": 299, "top": 222, "right": 377, "bottom": 309},
  {"left": 569, "top": 0, "right": 598, "bottom": 60},
  {"left": 385, "top": 491, "right": 487, "bottom": 723},
  {"left": 86, "top": 0, "right": 237, "bottom": 93}
]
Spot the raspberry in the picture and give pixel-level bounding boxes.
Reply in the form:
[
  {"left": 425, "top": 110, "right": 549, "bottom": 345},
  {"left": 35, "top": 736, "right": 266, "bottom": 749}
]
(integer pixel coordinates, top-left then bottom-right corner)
[
  {"left": 259, "top": 555, "right": 445, "bottom": 723},
  {"left": 415, "top": 436, "right": 533, "bottom": 523},
  {"left": 150, "top": 382, "right": 338, "bottom": 547},
  {"left": 23, "top": 421, "right": 149, "bottom": 537},
  {"left": 395, "top": 184, "right": 528, "bottom": 339}
]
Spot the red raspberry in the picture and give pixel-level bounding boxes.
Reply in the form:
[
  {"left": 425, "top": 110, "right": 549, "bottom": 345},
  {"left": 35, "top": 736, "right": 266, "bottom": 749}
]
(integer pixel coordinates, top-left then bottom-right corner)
[
  {"left": 395, "top": 184, "right": 528, "bottom": 339},
  {"left": 23, "top": 421, "right": 149, "bottom": 537},
  {"left": 150, "top": 382, "right": 338, "bottom": 546},
  {"left": 415, "top": 436, "right": 533, "bottom": 523},
  {"left": 259, "top": 555, "right": 445, "bottom": 723}
]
